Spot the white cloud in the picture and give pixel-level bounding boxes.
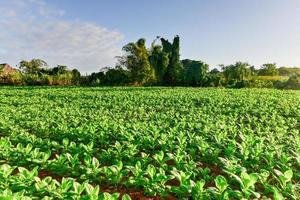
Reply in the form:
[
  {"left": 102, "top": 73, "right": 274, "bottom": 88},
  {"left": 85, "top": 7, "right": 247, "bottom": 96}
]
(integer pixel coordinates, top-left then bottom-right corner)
[{"left": 0, "top": 0, "right": 123, "bottom": 73}]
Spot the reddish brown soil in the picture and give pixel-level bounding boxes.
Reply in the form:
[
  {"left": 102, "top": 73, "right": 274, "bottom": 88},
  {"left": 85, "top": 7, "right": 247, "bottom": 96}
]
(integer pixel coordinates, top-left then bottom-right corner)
[
  {"left": 209, "top": 165, "right": 226, "bottom": 177},
  {"left": 205, "top": 180, "right": 215, "bottom": 188},
  {"left": 165, "top": 178, "right": 180, "bottom": 186},
  {"left": 197, "top": 162, "right": 228, "bottom": 188},
  {"left": 255, "top": 182, "right": 265, "bottom": 192},
  {"left": 165, "top": 159, "right": 176, "bottom": 166},
  {"left": 199, "top": 162, "right": 226, "bottom": 177},
  {"left": 12, "top": 168, "right": 19, "bottom": 175},
  {"left": 38, "top": 169, "right": 63, "bottom": 182},
  {"left": 101, "top": 185, "right": 177, "bottom": 200}
]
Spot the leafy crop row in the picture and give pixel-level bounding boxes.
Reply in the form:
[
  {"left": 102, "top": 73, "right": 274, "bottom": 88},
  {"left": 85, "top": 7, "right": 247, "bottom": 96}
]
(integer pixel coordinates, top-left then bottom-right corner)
[{"left": 0, "top": 87, "right": 299, "bottom": 199}]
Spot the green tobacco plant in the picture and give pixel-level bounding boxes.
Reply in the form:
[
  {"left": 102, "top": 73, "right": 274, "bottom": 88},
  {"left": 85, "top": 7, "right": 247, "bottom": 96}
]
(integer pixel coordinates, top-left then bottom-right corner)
[
  {"left": 226, "top": 170, "right": 260, "bottom": 199},
  {"left": 170, "top": 169, "right": 194, "bottom": 197},
  {"left": 0, "top": 87, "right": 299, "bottom": 199},
  {"left": 209, "top": 175, "right": 229, "bottom": 199},
  {"left": 101, "top": 161, "right": 124, "bottom": 185},
  {"left": 192, "top": 179, "right": 207, "bottom": 199}
]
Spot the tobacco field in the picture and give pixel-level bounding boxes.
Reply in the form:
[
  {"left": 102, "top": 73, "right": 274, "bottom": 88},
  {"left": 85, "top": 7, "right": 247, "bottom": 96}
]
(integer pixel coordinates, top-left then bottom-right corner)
[{"left": 0, "top": 87, "right": 299, "bottom": 199}]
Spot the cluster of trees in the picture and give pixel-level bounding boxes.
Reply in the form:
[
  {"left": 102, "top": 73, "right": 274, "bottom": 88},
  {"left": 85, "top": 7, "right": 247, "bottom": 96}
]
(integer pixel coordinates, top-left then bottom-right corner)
[
  {"left": 0, "top": 59, "right": 81, "bottom": 86},
  {"left": 87, "top": 36, "right": 299, "bottom": 89},
  {"left": 1, "top": 35, "right": 299, "bottom": 89},
  {"left": 87, "top": 36, "right": 187, "bottom": 86},
  {"left": 219, "top": 62, "right": 300, "bottom": 89}
]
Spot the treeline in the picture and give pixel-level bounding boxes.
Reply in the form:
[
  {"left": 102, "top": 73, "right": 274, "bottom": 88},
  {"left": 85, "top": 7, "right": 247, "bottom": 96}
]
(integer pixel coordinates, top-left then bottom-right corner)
[
  {"left": 1, "top": 35, "right": 300, "bottom": 89},
  {"left": 0, "top": 60, "right": 81, "bottom": 86}
]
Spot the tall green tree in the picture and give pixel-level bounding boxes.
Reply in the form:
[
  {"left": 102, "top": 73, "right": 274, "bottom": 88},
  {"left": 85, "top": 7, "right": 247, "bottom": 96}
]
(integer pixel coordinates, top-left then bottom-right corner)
[
  {"left": 258, "top": 63, "right": 279, "bottom": 76},
  {"left": 51, "top": 65, "right": 68, "bottom": 75},
  {"left": 161, "top": 35, "right": 183, "bottom": 85},
  {"left": 149, "top": 44, "right": 169, "bottom": 84},
  {"left": 222, "top": 62, "right": 252, "bottom": 83},
  {"left": 71, "top": 69, "right": 81, "bottom": 85},
  {"left": 104, "top": 67, "right": 130, "bottom": 86},
  {"left": 182, "top": 59, "right": 209, "bottom": 86},
  {"left": 19, "top": 59, "right": 48, "bottom": 74},
  {"left": 207, "top": 68, "right": 224, "bottom": 87},
  {"left": 120, "top": 38, "right": 154, "bottom": 84}
]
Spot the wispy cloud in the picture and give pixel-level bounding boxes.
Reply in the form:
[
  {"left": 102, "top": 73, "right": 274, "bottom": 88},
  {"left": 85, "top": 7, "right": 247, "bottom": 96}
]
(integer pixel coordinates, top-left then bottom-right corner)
[{"left": 0, "top": 0, "right": 123, "bottom": 73}]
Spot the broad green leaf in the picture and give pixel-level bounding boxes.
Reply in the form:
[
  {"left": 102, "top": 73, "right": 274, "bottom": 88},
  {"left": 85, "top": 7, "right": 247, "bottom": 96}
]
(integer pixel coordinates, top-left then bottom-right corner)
[
  {"left": 283, "top": 169, "right": 293, "bottom": 181},
  {"left": 122, "top": 194, "right": 132, "bottom": 200},
  {"left": 273, "top": 187, "right": 284, "bottom": 200},
  {"left": 215, "top": 175, "right": 228, "bottom": 193}
]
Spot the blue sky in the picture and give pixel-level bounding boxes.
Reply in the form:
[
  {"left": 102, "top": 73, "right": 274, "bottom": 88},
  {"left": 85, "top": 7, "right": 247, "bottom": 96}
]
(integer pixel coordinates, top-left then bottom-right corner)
[{"left": 1, "top": 0, "right": 299, "bottom": 73}]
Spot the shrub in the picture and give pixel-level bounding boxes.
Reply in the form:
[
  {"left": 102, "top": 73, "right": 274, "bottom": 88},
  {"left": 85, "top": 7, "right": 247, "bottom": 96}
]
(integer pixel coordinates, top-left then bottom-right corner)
[
  {"left": 246, "top": 80, "right": 273, "bottom": 88},
  {"left": 285, "top": 75, "right": 300, "bottom": 90}
]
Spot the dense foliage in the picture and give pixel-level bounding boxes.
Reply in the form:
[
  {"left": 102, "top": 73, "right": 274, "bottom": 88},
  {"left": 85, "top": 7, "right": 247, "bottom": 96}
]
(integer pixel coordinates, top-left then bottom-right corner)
[
  {"left": 1, "top": 36, "right": 300, "bottom": 89},
  {"left": 119, "top": 39, "right": 155, "bottom": 85},
  {"left": 0, "top": 87, "right": 299, "bottom": 199}
]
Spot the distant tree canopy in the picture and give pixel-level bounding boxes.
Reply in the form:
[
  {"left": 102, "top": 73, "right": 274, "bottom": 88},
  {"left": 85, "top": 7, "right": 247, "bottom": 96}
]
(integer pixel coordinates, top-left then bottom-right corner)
[
  {"left": 149, "top": 45, "right": 169, "bottom": 84},
  {"left": 86, "top": 67, "right": 130, "bottom": 86},
  {"left": 119, "top": 38, "right": 154, "bottom": 85},
  {"left": 161, "top": 36, "right": 183, "bottom": 85},
  {"left": 222, "top": 62, "right": 252, "bottom": 83},
  {"left": 51, "top": 65, "right": 68, "bottom": 75},
  {"left": 207, "top": 68, "right": 224, "bottom": 87},
  {"left": 117, "top": 36, "right": 185, "bottom": 86},
  {"left": 1, "top": 35, "right": 299, "bottom": 89},
  {"left": 285, "top": 74, "right": 300, "bottom": 90},
  {"left": 14, "top": 59, "right": 81, "bottom": 86},
  {"left": 278, "top": 67, "right": 300, "bottom": 76},
  {"left": 258, "top": 63, "right": 279, "bottom": 76},
  {"left": 182, "top": 59, "right": 209, "bottom": 86},
  {"left": 71, "top": 69, "right": 81, "bottom": 85},
  {"left": 19, "top": 59, "right": 48, "bottom": 74}
]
